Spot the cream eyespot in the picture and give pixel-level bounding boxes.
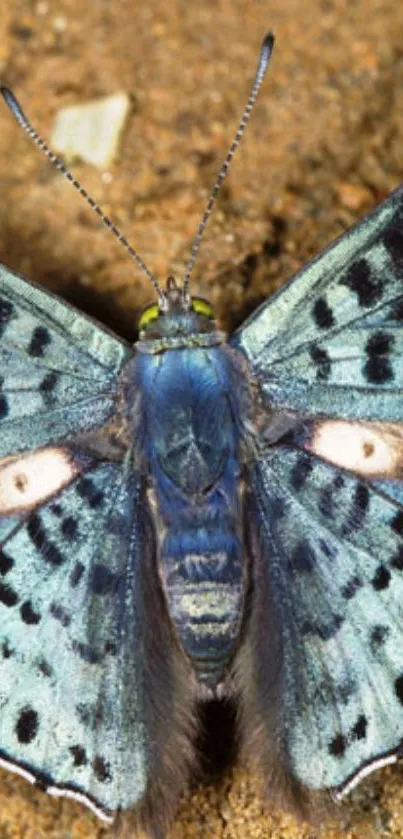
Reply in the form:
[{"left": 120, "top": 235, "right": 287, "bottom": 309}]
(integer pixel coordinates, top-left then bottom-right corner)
[{"left": 0, "top": 448, "right": 78, "bottom": 513}]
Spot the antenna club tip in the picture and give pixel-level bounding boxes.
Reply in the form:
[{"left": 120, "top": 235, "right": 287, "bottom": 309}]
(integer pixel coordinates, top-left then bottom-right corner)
[
  {"left": 261, "top": 31, "right": 275, "bottom": 55},
  {"left": 0, "top": 85, "right": 12, "bottom": 103}
]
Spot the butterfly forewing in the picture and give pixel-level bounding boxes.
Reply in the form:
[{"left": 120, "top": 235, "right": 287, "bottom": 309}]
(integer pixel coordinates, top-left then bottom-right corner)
[
  {"left": 232, "top": 186, "right": 403, "bottom": 421},
  {"left": 0, "top": 264, "right": 130, "bottom": 457}
]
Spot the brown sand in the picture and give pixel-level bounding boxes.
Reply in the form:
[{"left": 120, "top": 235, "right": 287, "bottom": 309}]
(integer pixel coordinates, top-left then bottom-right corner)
[{"left": 1, "top": 1, "right": 403, "bottom": 836}]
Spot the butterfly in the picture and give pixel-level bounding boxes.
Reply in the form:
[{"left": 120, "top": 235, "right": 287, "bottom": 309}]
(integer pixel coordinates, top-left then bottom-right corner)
[{"left": 1, "top": 29, "right": 403, "bottom": 838}]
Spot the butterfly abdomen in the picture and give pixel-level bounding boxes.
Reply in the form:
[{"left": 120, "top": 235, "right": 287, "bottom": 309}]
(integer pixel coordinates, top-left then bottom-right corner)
[
  {"left": 161, "top": 518, "right": 244, "bottom": 686},
  {"left": 135, "top": 342, "right": 248, "bottom": 686}
]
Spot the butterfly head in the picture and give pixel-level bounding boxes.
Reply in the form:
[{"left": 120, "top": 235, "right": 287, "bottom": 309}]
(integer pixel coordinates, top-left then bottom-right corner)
[{"left": 138, "top": 276, "right": 217, "bottom": 340}]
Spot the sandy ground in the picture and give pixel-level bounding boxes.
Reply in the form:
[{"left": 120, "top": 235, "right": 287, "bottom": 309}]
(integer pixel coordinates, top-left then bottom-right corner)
[{"left": 1, "top": 0, "right": 403, "bottom": 837}]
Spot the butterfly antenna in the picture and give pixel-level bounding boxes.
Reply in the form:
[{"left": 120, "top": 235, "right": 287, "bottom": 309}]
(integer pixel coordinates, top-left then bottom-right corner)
[
  {"left": 182, "top": 31, "right": 275, "bottom": 301},
  {"left": 0, "top": 85, "right": 166, "bottom": 306}
]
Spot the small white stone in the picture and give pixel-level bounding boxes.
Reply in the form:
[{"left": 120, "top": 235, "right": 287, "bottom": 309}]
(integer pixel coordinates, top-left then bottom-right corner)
[
  {"left": 52, "top": 15, "right": 67, "bottom": 32},
  {"left": 50, "top": 92, "right": 131, "bottom": 168}
]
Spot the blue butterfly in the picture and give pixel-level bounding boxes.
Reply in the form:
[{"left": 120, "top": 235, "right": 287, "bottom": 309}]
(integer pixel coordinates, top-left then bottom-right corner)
[{"left": 0, "top": 31, "right": 403, "bottom": 837}]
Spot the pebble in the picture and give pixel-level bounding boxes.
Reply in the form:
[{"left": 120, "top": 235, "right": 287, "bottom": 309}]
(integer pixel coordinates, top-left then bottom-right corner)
[{"left": 50, "top": 92, "right": 131, "bottom": 168}]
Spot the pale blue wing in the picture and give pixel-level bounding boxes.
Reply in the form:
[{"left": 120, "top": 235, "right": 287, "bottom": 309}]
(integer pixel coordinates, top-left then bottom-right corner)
[
  {"left": 0, "top": 263, "right": 131, "bottom": 456},
  {"left": 239, "top": 446, "right": 403, "bottom": 803},
  {"left": 231, "top": 187, "right": 403, "bottom": 421},
  {"left": 0, "top": 265, "right": 195, "bottom": 827},
  {"left": 0, "top": 456, "right": 194, "bottom": 823}
]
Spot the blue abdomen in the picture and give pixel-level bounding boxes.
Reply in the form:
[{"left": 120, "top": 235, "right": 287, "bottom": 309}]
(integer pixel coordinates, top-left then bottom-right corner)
[{"left": 135, "top": 344, "right": 248, "bottom": 687}]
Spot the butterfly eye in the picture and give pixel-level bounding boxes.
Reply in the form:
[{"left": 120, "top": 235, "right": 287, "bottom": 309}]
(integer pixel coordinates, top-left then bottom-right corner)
[
  {"left": 138, "top": 304, "right": 160, "bottom": 331},
  {"left": 191, "top": 297, "right": 215, "bottom": 319}
]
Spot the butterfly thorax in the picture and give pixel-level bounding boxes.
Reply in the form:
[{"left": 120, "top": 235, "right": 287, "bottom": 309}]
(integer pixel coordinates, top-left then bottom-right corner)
[{"left": 132, "top": 315, "right": 250, "bottom": 688}]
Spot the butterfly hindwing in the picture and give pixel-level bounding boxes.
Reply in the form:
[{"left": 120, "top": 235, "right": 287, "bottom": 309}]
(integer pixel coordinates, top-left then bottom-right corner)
[
  {"left": 0, "top": 263, "right": 130, "bottom": 457},
  {"left": 236, "top": 444, "right": 403, "bottom": 809},
  {"left": 232, "top": 186, "right": 403, "bottom": 422},
  {"left": 0, "top": 454, "right": 196, "bottom": 826}
]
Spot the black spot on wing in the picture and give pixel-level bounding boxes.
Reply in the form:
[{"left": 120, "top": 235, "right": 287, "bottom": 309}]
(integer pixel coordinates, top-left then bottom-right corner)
[
  {"left": 329, "top": 733, "right": 346, "bottom": 758},
  {"left": 72, "top": 640, "right": 101, "bottom": 665},
  {"left": 366, "top": 331, "right": 394, "bottom": 357},
  {"left": 16, "top": 707, "right": 39, "bottom": 744},
  {"left": 317, "top": 614, "right": 344, "bottom": 641},
  {"left": 0, "top": 395, "right": 9, "bottom": 420},
  {"left": 395, "top": 674, "right": 403, "bottom": 705},
  {"left": 364, "top": 331, "right": 394, "bottom": 384},
  {"left": 37, "top": 658, "right": 53, "bottom": 678},
  {"left": 341, "top": 575, "right": 362, "bottom": 600},
  {"left": 312, "top": 297, "right": 335, "bottom": 329},
  {"left": 372, "top": 564, "right": 391, "bottom": 590},
  {"left": 0, "top": 582, "right": 18, "bottom": 607},
  {"left": 0, "top": 550, "right": 13, "bottom": 575},
  {"left": 351, "top": 714, "right": 367, "bottom": 741},
  {"left": 290, "top": 454, "right": 313, "bottom": 491},
  {"left": 391, "top": 511, "right": 403, "bottom": 535},
  {"left": 319, "top": 538, "right": 338, "bottom": 560},
  {"left": 28, "top": 326, "right": 51, "bottom": 358},
  {"left": 1, "top": 640, "right": 13, "bottom": 658},
  {"left": 49, "top": 602, "right": 71, "bottom": 627},
  {"left": 39, "top": 371, "right": 59, "bottom": 406},
  {"left": 20, "top": 600, "right": 41, "bottom": 625},
  {"left": 270, "top": 497, "right": 286, "bottom": 519},
  {"left": 370, "top": 624, "right": 390, "bottom": 653},
  {"left": 341, "top": 483, "right": 370, "bottom": 535},
  {"left": 27, "top": 514, "right": 64, "bottom": 566},
  {"left": 0, "top": 298, "right": 14, "bottom": 336},
  {"left": 318, "top": 486, "right": 333, "bottom": 517},
  {"left": 70, "top": 561, "right": 85, "bottom": 587},
  {"left": 333, "top": 474, "right": 345, "bottom": 490},
  {"left": 70, "top": 745, "right": 88, "bottom": 766},
  {"left": 339, "top": 258, "right": 383, "bottom": 307},
  {"left": 60, "top": 516, "right": 78, "bottom": 541},
  {"left": 309, "top": 346, "right": 331, "bottom": 380},
  {"left": 364, "top": 355, "right": 393, "bottom": 384},
  {"left": 40, "top": 371, "right": 59, "bottom": 391},
  {"left": 92, "top": 755, "right": 112, "bottom": 783},
  {"left": 76, "top": 477, "right": 104, "bottom": 508},
  {"left": 89, "top": 564, "right": 120, "bottom": 595},
  {"left": 291, "top": 539, "right": 315, "bottom": 573}
]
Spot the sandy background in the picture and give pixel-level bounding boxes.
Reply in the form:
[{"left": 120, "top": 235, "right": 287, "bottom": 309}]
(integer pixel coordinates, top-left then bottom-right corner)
[{"left": 1, "top": 0, "right": 403, "bottom": 837}]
